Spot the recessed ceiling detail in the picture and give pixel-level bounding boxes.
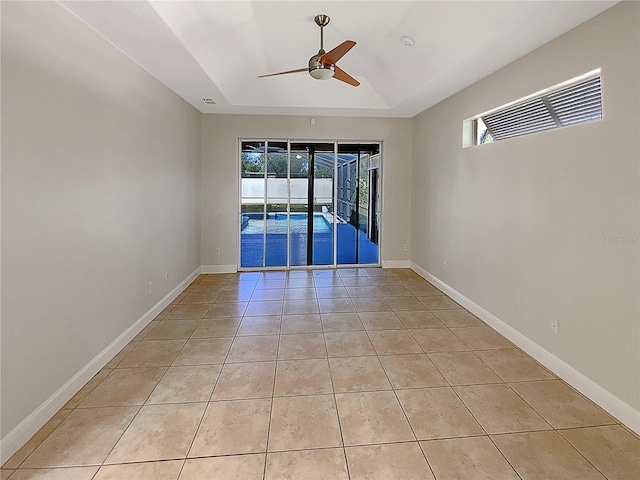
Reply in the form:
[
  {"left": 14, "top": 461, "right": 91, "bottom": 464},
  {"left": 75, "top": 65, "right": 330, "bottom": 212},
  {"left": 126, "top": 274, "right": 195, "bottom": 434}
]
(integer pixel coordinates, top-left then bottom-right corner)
[{"left": 60, "top": 1, "right": 617, "bottom": 118}]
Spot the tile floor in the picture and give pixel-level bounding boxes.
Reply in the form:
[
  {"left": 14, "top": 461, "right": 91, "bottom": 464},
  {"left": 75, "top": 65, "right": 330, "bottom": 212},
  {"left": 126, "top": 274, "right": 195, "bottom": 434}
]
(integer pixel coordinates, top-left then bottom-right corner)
[{"left": 3, "top": 268, "right": 639, "bottom": 480}]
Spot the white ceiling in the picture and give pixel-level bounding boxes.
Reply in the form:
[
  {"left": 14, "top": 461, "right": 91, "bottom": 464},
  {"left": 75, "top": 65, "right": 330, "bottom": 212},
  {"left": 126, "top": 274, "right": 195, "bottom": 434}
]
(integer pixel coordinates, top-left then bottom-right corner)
[{"left": 60, "top": 0, "right": 617, "bottom": 118}]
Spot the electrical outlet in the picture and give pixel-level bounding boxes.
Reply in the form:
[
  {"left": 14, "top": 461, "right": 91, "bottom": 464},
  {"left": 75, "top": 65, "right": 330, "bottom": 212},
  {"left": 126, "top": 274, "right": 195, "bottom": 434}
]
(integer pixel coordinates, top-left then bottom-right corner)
[
  {"left": 148, "top": 281, "right": 153, "bottom": 294},
  {"left": 215, "top": 247, "right": 221, "bottom": 255},
  {"left": 213, "top": 208, "right": 221, "bottom": 215},
  {"left": 443, "top": 261, "right": 447, "bottom": 271},
  {"left": 404, "top": 244, "right": 409, "bottom": 251},
  {"left": 550, "top": 319, "right": 559, "bottom": 335}
]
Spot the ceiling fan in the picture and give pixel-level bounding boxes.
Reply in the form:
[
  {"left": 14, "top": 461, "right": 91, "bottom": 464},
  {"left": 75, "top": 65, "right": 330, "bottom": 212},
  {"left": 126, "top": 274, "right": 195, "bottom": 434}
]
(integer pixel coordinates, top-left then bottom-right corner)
[{"left": 258, "top": 14, "right": 360, "bottom": 87}]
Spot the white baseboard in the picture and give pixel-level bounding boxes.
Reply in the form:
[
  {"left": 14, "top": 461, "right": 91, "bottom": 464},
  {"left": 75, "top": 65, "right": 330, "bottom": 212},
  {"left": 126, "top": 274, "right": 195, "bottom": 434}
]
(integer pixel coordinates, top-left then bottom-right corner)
[
  {"left": 202, "top": 263, "right": 411, "bottom": 273},
  {"left": 0, "top": 266, "right": 200, "bottom": 464},
  {"left": 382, "top": 260, "right": 411, "bottom": 269},
  {"left": 200, "top": 264, "right": 238, "bottom": 274},
  {"left": 410, "top": 262, "right": 640, "bottom": 436}
]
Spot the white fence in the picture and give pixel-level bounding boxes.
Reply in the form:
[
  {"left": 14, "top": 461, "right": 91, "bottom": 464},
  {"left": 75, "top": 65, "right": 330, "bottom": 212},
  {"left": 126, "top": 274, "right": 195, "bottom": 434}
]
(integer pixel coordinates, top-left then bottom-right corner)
[{"left": 242, "top": 178, "right": 333, "bottom": 205}]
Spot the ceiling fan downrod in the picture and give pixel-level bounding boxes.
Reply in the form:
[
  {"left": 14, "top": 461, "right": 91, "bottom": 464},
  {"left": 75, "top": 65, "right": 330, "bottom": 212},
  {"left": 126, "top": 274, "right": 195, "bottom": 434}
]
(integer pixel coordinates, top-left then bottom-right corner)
[
  {"left": 309, "top": 14, "right": 334, "bottom": 80},
  {"left": 315, "top": 14, "right": 330, "bottom": 54}
]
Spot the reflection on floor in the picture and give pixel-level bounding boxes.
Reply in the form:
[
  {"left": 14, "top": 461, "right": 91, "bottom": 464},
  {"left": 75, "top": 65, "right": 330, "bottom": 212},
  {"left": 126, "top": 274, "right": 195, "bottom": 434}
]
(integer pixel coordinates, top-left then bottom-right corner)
[{"left": 2, "top": 268, "right": 639, "bottom": 480}]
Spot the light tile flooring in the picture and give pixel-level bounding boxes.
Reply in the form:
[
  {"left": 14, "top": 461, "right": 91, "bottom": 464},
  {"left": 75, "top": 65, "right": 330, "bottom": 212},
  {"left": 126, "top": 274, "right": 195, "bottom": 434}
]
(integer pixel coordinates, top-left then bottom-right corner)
[{"left": 3, "top": 268, "right": 639, "bottom": 479}]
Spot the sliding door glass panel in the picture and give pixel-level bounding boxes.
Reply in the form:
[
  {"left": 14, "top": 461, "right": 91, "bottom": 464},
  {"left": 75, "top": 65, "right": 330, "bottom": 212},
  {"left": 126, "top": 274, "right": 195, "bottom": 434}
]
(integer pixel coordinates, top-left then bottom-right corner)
[
  {"left": 312, "top": 143, "right": 335, "bottom": 265},
  {"left": 357, "top": 148, "right": 380, "bottom": 264},
  {"left": 240, "top": 141, "right": 266, "bottom": 268},
  {"left": 265, "top": 141, "right": 288, "bottom": 267},
  {"left": 369, "top": 154, "right": 380, "bottom": 245},
  {"left": 289, "top": 144, "right": 309, "bottom": 266},
  {"left": 336, "top": 143, "right": 380, "bottom": 265},
  {"left": 336, "top": 145, "right": 358, "bottom": 264}
]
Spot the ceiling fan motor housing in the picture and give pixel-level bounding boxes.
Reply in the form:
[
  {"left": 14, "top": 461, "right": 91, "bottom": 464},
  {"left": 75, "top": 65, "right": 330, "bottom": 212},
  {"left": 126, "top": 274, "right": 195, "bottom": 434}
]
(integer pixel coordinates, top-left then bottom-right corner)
[{"left": 309, "top": 53, "right": 335, "bottom": 80}]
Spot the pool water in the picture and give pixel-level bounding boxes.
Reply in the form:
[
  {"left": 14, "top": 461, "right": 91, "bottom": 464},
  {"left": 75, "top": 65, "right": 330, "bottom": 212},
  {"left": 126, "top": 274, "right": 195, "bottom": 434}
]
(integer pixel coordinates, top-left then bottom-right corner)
[
  {"left": 242, "top": 214, "right": 331, "bottom": 234},
  {"left": 240, "top": 212, "right": 379, "bottom": 268}
]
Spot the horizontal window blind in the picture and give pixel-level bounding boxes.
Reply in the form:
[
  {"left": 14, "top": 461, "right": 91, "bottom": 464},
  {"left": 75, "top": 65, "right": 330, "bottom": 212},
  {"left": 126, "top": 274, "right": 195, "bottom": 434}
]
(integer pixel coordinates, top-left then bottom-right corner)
[
  {"left": 547, "top": 76, "right": 602, "bottom": 126},
  {"left": 479, "top": 72, "right": 602, "bottom": 143}
]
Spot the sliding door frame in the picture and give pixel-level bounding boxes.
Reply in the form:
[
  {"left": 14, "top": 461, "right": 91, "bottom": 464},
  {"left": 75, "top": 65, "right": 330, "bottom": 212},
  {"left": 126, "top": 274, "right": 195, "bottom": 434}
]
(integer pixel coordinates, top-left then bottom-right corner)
[{"left": 238, "top": 138, "right": 383, "bottom": 271}]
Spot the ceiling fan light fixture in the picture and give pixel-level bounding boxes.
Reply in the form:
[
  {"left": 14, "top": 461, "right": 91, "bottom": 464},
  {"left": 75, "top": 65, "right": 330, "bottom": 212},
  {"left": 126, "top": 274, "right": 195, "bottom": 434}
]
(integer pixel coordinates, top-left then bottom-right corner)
[
  {"left": 310, "top": 66, "right": 335, "bottom": 80},
  {"left": 258, "top": 13, "right": 358, "bottom": 86}
]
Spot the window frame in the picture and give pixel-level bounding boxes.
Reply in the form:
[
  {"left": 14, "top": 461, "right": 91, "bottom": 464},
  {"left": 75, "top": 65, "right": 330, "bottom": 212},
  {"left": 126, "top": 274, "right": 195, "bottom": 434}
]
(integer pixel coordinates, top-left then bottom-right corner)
[{"left": 463, "top": 68, "right": 602, "bottom": 147}]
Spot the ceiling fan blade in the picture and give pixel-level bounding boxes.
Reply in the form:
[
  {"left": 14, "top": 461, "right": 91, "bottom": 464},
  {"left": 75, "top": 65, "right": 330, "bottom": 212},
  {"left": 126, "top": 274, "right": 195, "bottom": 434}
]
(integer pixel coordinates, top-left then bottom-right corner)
[
  {"left": 319, "top": 40, "right": 356, "bottom": 65},
  {"left": 333, "top": 65, "right": 360, "bottom": 87},
  {"left": 258, "top": 67, "right": 308, "bottom": 78}
]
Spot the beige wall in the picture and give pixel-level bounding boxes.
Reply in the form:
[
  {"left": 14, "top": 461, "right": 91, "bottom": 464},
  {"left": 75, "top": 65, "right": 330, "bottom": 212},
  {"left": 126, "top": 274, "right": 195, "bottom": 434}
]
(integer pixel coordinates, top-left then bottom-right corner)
[
  {"left": 411, "top": 2, "right": 639, "bottom": 412},
  {"left": 201, "top": 115, "right": 412, "bottom": 268},
  {"left": 1, "top": 1, "right": 202, "bottom": 438},
  {"left": 2, "top": 0, "right": 637, "bottom": 458}
]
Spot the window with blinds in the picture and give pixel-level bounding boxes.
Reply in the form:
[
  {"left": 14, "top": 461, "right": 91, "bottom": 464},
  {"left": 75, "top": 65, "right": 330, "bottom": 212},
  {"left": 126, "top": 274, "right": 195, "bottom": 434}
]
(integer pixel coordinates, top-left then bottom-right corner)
[{"left": 472, "top": 70, "right": 602, "bottom": 145}]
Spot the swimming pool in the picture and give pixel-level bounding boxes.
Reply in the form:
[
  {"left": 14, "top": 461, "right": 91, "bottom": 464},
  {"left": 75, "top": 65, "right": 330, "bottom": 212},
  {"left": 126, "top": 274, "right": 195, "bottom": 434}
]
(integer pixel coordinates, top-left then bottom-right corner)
[
  {"left": 242, "top": 213, "right": 331, "bottom": 234},
  {"left": 239, "top": 212, "right": 378, "bottom": 268}
]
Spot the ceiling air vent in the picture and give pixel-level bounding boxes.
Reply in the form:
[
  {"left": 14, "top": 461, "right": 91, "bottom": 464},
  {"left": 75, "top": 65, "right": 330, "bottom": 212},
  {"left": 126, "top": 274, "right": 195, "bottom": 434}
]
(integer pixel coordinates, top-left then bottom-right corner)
[{"left": 202, "top": 98, "right": 216, "bottom": 105}]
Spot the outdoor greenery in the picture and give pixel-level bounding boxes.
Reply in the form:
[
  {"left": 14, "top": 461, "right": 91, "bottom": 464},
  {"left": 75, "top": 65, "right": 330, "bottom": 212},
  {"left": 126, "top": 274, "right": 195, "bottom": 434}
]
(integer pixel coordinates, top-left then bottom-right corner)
[
  {"left": 242, "top": 153, "right": 333, "bottom": 178},
  {"left": 359, "top": 176, "right": 369, "bottom": 208}
]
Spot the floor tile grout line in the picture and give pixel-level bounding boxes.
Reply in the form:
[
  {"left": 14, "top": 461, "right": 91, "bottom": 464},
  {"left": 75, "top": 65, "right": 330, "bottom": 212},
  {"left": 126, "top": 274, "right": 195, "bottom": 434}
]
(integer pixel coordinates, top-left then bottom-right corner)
[
  {"left": 503, "top": 381, "right": 560, "bottom": 431},
  {"left": 506, "top": 377, "right": 615, "bottom": 420},
  {"left": 416, "top": 341, "right": 511, "bottom": 445},
  {"left": 390, "top": 296, "right": 526, "bottom": 480},
  {"left": 262, "top": 313, "right": 282, "bottom": 480},
  {"left": 3, "top": 408, "right": 78, "bottom": 471},
  {"left": 173, "top": 437, "right": 503, "bottom": 456},
  {"left": 444, "top": 373, "right": 527, "bottom": 480},
  {"left": 6, "top": 270, "right": 633, "bottom": 478},
  {"left": 374, "top": 347, "right": 439, "bottom": 480},
  {"left": 480, "top": 434, "right": 526, "bottom": 480},
  {"left": 89, "top": 403, "right": 144, "bottom": 471},
  {"left": 11, "top": 365, "right": 128, "bottom": 470},
  {"left": 171, "top": 458, "right": 190, "bottom": 480},
  {"left": 502, "top": 376, "right": 623, "bottom": 460},
  {"left": 554, "top": 429, "right": 620, "bottom": 480},
  {"left": 322, "top": 325, "right": 353, "bottom": 480},
  {"left": 178, "top": 300, "right": 238, "bottom": 465},
  {"left": 178, "top": 274, "right": 241, "bottom": 480},
  {"left": 139, "top": 312, "right": 212, "bottom": 408},
  {"left": 425, "top": 327, "right": 521, "bottom": 478}
]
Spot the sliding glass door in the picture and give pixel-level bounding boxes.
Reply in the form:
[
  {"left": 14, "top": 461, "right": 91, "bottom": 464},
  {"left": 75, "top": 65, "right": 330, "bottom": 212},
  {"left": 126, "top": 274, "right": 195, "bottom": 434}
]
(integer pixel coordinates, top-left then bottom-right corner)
[
  {"left": 336, "top": 144, "right": 381, "bottom": 265},
  {"left": 289, "top": 142, "right": 335, "bottom": 266},
  {"left": 240, "top": 141, "right": 289, "bottom": 268},
  {"left": 239, "top": 140, "right": 380, "bottom": 270}
]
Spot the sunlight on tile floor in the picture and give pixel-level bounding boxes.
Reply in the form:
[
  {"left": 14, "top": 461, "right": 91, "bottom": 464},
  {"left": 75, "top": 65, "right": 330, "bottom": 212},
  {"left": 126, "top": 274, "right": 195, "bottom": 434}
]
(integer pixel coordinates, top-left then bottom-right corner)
[{"left": 3, "top": 268, "right": 639, "bottom": 479}]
